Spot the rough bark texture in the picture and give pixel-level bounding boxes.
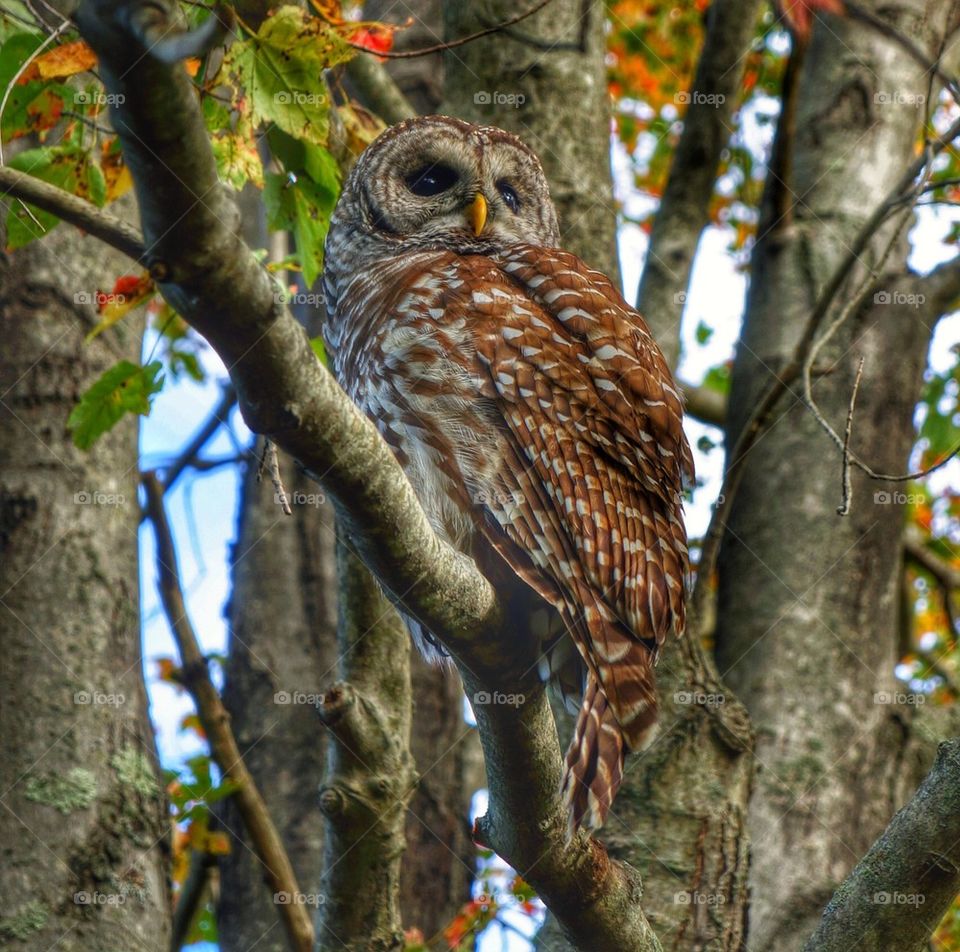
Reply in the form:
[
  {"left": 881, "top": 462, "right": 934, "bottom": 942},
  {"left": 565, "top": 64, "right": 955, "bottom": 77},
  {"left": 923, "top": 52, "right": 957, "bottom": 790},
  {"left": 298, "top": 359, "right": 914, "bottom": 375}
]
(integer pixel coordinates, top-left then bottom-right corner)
[
  {"left": 715, "top": 3, "right": 955, "bottom": 949},
  {"left": 441, "top": 0, "right": 620, "bottom": 283},
  {"left": 217, "top": 455, "right": 338, "bottom": 952},
  {"left": 802, "top": 739, "right": 960, "bottom": 952},
  {"left": 355, "top": 4, "right": 481, "bottom": 935},
  {"left": 0, "top": 213, "right": 171, "bottom": 949},
  {"left": 315, "top": 540, "right": 416, "bottom": 952}
]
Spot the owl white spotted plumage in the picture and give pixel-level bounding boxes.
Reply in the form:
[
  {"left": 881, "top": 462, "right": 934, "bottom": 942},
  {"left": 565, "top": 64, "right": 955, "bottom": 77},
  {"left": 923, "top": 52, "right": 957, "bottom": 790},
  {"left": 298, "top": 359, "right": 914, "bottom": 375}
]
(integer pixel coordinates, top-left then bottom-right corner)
[{"left": 322, "top": 115, "right": 692, "bottom": 832}]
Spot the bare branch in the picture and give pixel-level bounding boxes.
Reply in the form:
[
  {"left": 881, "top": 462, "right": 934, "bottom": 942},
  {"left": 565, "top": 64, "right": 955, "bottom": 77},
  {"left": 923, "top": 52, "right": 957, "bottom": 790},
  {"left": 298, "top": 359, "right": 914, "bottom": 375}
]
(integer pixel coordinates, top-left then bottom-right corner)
[
  {"left": 78, "top": 2, "right": 662, "bottom": 947},
  {"left": 691, "top": 112, "right": 960, "bottom": 630},
  {"left": 344, "top": 55, "right": 417, "bottom": 125},
  {"left": 0, "top": 166, "right": 147, "bottom": 263},
  {"left": 801, "top": 739, "right": 960, "bottom": 952},
  {"left": 681, "top": 380, "right": 726, "bottom": 428},
  {"left": 142, "top": 473, "right": 313, "bottom": 952},
  {"left": 161, "top": 382, "right": 237, "bottom": 491}
]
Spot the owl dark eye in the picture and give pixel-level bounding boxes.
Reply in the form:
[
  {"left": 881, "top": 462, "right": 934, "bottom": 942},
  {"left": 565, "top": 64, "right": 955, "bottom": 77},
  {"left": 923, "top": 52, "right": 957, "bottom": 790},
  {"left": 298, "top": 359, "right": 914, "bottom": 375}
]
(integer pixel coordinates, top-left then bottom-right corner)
[
  {"left": 406, "top": 163, "right": 459, "bottom": 197},
  {"left": 498, "top": 181, "right": 521, "bottom": 213}
]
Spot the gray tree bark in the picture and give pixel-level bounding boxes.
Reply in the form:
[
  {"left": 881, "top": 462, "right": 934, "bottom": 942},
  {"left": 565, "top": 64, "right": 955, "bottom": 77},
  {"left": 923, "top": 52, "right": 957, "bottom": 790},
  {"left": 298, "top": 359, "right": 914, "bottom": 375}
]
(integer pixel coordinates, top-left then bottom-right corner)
[
  {"left": 441, "top": 0, "right": 620, "bottom": 282},
  {"left": 0, "top": 213, "right": 171, "bottom": 949},
  {"left": 216, "top": 454, "right": 338, "bottom": 952},
  {"left": 716, "top": 3, "right": 958, "bottom": 949}
]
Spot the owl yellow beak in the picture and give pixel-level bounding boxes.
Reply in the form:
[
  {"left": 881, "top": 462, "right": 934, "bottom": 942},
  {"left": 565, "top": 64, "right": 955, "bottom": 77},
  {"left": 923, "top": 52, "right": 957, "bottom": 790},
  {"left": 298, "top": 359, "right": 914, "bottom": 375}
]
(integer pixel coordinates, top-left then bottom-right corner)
[{"left": 468, "top": 193, "right": 487, "bottom": 236}]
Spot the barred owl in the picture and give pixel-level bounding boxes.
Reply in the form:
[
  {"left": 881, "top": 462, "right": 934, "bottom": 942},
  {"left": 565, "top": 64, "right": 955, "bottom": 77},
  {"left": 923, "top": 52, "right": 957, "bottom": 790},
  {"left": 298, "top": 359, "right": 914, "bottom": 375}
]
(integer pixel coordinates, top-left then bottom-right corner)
[{"left": 323, "top": 115, "right": 692, "bottom": 832}]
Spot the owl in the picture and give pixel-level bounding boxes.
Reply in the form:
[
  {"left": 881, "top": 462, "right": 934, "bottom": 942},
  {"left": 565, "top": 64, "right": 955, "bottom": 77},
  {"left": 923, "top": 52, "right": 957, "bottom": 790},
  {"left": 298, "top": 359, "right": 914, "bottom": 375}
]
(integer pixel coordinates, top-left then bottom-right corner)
[{"left": 322, "top": 115, "right": 692, "bottom": 832}]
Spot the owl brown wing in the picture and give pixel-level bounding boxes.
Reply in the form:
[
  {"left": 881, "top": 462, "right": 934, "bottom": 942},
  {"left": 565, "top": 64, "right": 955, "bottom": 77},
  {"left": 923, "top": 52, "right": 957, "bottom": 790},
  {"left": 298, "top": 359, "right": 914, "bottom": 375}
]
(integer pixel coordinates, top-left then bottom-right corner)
[
  {"left": 470, "top": 243, "right": 692, "bottom": 649},
  {"left": 456, "top": 245, "right": 692, "bottom": 829}
]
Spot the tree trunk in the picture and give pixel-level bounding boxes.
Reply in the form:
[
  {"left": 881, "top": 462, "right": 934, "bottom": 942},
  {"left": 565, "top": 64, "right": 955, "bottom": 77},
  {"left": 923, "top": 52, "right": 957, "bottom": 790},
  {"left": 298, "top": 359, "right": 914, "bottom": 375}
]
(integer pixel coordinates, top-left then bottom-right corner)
[
  {"left": 715, "top": 3, "right": 954, "bottom": 948},
  {"left": 216, "top": 454, "right": 338, "bottom": 951},
  {"left": 440, "top": 0, "right": 620, "bottom": 282},
  {"left": 0, "top": 214, "right": 171, "bottom": 949}
]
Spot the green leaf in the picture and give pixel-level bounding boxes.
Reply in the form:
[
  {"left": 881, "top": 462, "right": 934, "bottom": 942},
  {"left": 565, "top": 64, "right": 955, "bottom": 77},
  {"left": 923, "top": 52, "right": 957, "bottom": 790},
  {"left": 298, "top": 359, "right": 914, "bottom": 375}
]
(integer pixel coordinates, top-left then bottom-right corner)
[
  {"left": 0, "top": 33, "right": 69, "bottom": 142},
  {"left": 264, "top": 171, "right": 337, "bottom": 287},
  {"left": 702, "top": 363, "right": 731, "bottom": 396},
  {"left": 68, "top": 360, "right": 164, "bottom": 450},
  {"left": 309, "top": 336, "right": 328, "bottom": 365},
  {"left": 694, "top": 320, "right": 714, "bottom": 346},
  {"left": 220, "top": 6, "right": 353, "bottom": 146}
]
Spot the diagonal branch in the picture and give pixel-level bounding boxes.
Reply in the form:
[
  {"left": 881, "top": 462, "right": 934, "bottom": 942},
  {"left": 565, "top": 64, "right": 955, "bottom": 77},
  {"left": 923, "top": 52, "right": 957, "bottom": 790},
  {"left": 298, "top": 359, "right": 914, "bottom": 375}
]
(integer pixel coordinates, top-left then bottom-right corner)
[
  {"left": 802, "top": 738, "right": 960, "bottom": 952},
  {"left": 75, "top": 1, "right": 662, "bottom": 948},
  {"left": 142, "top": 473, "right": 313, "bottom": 952},
  {"left": 0, "top": 165, "right": 147, "bottom": 262}
]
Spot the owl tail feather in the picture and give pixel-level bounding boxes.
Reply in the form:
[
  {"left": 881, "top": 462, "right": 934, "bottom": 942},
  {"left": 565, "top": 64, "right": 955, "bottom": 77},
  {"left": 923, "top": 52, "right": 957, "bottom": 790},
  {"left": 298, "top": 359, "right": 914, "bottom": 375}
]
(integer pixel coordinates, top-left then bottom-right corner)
[{"left": 561, "top": 677, "right": 625, "bottom": 836}]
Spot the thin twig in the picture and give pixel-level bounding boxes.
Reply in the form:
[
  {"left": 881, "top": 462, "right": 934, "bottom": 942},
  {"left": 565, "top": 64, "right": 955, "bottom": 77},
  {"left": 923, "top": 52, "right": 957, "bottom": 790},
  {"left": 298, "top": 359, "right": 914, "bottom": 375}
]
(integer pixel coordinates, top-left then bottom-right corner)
[
  {"left": 349, "top": 0, "right": 556, "bottom": 58},
  {"left": 142, "top": 472, "right": 313, "bottom": 952},
  {"left": 690, "top": 113, "right": 960, "bottom": 630},
  {"left": 162, "top": 383, "right": 237, "bottom": 491},
  {"left": 837, "top": 357, "right": 865, "bottom": 516},
  {"left": 260, "top": 439, "right": 292, "bottom": 515}
]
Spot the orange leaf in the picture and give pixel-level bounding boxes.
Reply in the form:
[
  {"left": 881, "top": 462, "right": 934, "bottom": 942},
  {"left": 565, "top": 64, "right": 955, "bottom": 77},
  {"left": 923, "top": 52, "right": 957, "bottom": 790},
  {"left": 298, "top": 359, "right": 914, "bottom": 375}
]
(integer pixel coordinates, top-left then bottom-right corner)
[
  {"left": 184, "top": 58, "right": 201, "bottom": 77},
  {"left": 33, "top": 40, "right": 97, "bottom": 79}
]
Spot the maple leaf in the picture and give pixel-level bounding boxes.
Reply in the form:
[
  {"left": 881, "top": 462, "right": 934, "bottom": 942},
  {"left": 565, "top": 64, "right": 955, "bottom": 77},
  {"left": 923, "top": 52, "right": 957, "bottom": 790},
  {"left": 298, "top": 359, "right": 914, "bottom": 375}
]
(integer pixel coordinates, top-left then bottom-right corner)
[{"left": 348, "top": 24, "right": 396, "bottom": 56}]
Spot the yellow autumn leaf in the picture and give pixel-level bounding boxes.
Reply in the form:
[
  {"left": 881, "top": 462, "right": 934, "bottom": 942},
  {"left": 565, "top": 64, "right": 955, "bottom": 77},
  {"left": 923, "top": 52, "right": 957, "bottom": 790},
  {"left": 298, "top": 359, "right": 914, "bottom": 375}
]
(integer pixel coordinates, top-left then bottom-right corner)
[{"left": 34, "top": 40, "right": 98, "bottom": 80}]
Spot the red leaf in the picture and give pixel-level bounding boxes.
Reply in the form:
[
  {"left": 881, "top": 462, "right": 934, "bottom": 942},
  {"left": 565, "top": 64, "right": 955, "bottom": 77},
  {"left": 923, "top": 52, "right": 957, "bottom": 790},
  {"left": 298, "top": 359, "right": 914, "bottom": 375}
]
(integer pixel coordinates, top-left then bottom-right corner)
[
  {"left": 348, "top": 25, "right": 395, "bottom": 55},
  {"left": 778, "top": 0, "right": 845, "bottom": 39}
]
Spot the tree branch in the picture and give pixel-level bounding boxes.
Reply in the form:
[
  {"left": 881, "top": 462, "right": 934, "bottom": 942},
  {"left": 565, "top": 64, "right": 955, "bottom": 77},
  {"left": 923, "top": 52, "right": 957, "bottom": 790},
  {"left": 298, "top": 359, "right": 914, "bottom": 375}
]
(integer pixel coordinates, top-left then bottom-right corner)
[
  {"left": 681, "top": 380, "right": 726, "bottom": 427},
  {"left": 77, "top": 2, "right": 662, "bottom": 947},
  {"left": 0, "top": 165, "right": 147, "bottom": 263},
  {"left": 344, "top": 55, "right": 417, "bottom": 125},
  {"left": 635, "top": 0, "right": 766, "bottom": 368},
  {"left": 801, "top": 739, "right": 960, "bottom": 952},
  {"left": 142, "top": 472, "right": 313, "bottom": 952}
]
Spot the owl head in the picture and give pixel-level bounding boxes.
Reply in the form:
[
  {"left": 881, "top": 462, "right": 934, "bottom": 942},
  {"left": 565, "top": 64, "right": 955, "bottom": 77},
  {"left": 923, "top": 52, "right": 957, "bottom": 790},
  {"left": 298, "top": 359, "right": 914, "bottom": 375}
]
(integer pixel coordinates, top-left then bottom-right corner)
[{"left": 328, "top": 115, "right": 561, "bottom": 260}]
